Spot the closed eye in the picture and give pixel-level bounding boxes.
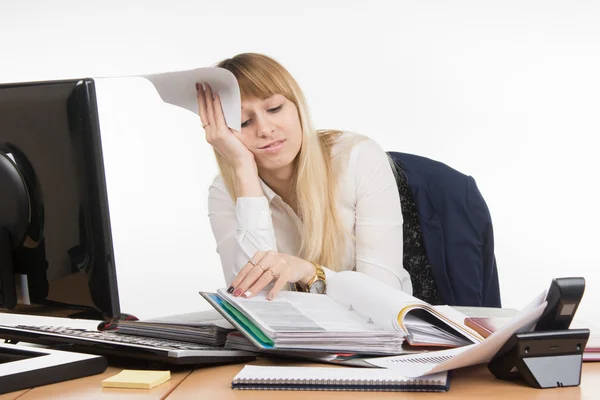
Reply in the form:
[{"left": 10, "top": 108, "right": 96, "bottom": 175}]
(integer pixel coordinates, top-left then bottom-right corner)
[{"left": 241, "top": 105, "right": 283, "bottom": 128}]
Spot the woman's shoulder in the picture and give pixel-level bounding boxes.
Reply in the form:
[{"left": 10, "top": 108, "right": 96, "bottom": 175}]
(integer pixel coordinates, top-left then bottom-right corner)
[
  {"left": 208, "top": 175, "right": 233, "bottom": 200},
  {"left": 331, "top": 131, "right": 389, "bottom": 163},
  {"left": 209, "top": 174, "right": 226, "bottom": 190}
]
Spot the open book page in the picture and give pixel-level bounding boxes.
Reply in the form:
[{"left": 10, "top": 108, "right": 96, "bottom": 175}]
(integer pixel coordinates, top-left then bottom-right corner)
[
  {"left": 364, "top": 289, "right": 548, "bottom": 376},
  {"left": 326, "top": 271, "right": 424, "bottom": 331},
  {"left": 216, "top": 288, "right": 396, "bottom": 337},
  {"left": 403, "top": 313, "right": 472, "bottom": 347},
  {"left": 326, "top": 271, "right": 482, "bottom": 345}
]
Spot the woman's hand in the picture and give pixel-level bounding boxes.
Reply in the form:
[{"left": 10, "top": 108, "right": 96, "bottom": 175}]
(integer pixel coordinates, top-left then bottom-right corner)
[
  {"left": 228, "top": 251, "right": 317, "bottom": 300},
  {"left": 197, "top": 83, "right": 255, "bottom": 170}
]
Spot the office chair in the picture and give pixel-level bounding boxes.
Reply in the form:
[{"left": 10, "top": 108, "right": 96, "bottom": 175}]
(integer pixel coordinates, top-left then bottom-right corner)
[{"left": 388, "top": 152, "right": 501, "bottom": 308}]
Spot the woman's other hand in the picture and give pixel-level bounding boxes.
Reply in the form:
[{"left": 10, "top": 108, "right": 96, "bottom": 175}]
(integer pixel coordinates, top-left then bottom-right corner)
[
  {"left": 228, "top": 251, "right": 316, "bottom": 300},
  {"left": 197, "top": 83, "right": 255, "bottom": 170}
]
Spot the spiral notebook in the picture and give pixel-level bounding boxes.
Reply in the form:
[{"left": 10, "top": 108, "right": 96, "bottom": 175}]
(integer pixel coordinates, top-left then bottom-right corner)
[{"left": 231, "top": 366, "right": 450, "bottom": 392}]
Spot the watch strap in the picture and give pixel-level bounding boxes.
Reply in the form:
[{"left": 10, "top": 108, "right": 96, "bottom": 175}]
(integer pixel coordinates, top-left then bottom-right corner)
[
  {"left": 306, "top": 262, "right": 326, "bottom": 293},
  {"left": 295, "top": 262, "right": 326, "bottom": 293}
]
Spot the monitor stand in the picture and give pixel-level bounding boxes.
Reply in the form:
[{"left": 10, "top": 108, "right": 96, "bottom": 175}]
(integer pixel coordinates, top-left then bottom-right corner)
[
  {"left": 68, "top": 307, "right": 105, "bottom": 320},
  {"left": 33, "top": 298, "right": 137, "bottom": 323},
  {"left": 0, "top": 226, "right": 17, "bottom": 309},
  {"left": 30, "top": 298, "right": 109, "bottom": 321}
]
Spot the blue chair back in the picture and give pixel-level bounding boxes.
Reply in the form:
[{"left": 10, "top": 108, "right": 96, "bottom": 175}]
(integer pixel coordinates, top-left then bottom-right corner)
[{"left": 388, "top": 151, "right": 501, "bottom": 307}]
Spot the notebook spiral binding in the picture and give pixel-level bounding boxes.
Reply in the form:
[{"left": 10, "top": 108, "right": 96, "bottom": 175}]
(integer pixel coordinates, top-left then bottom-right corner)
[{"left": 232, "top": 376, "right": 448, "bottom": 391}]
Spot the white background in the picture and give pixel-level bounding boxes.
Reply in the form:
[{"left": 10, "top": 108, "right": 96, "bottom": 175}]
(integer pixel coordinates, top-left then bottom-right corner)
[{"left": 1, "top": 1, "right": 598, "bottom": 321}]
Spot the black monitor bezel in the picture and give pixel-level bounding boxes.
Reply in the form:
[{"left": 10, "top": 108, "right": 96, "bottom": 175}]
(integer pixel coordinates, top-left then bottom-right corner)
[{"left": 0, "top": 78, "right": 121, "bottom": 319}]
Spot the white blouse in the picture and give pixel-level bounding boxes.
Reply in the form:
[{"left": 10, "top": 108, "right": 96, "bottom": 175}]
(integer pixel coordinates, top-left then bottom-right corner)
[{"left": 207, "top": 132, "right": 412, "bottom": 295}]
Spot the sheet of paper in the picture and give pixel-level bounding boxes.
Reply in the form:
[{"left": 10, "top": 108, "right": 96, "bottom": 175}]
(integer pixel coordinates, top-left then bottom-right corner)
[
  {"left": 326, "top": 271, "right": 480, "bottom": 345},
  {"left": 326, "top": 271, "right": 425, "bottom": 332},
  {"left": 405, "top": 313, "right": 472, "bottom": 346},
  {"left": 134, "top": 67, "right": 241, "bottom": 131},
  {"left": 218, "top": 288, "right": 389, "bottom": 335},
  {"left": 365, "top": 289, "right": 548, "bottom": 376},
  {"left": 449, "top": 305, "right": 519, "bottom": 318},
  {"left": 145, "top": 309, "right": 233, "bottom": 329}
]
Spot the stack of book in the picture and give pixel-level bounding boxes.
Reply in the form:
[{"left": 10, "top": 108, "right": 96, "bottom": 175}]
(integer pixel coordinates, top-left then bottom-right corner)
[{"left": 201, "top": 271, "right": 483, "bottom": 355}]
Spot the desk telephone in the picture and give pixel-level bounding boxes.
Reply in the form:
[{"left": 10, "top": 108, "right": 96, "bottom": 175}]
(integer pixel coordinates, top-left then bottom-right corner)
[{"left": 488, "top": 277, "right": 589, "bottom": 389}]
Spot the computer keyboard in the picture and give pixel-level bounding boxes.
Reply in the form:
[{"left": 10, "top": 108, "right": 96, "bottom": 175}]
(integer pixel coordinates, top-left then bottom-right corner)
[
  {"left": 13, "top": 325, "right": 221, "bottom": 351},
  {"left": 0, "top": 323, "right": 256, "bottom": 365}
]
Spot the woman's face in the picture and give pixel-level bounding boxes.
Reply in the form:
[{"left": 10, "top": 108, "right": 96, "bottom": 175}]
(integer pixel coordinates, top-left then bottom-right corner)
[{"left": 239, "top": 94, "right": 302, "bottom": 172}]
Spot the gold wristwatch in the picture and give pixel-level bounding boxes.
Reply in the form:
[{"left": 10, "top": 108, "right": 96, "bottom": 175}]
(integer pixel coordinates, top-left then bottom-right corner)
[{"left": 298, "top": 262, "right": 326, "bottom": 294}]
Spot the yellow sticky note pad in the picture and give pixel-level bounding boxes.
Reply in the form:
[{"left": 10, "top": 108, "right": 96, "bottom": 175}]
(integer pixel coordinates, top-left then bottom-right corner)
[{"left": 101, "top": 369, "right": 171, "bottom": 389}]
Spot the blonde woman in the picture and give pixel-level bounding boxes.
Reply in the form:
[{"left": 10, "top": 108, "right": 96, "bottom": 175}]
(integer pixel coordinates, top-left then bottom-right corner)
[{"left": 197, "top": 53, "right": 411, "bottom": 300}]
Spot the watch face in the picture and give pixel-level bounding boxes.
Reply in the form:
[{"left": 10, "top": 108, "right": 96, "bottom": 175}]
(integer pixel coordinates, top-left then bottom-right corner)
[{"left": 309, "top": 279, "right": 326, "bottom": 294}]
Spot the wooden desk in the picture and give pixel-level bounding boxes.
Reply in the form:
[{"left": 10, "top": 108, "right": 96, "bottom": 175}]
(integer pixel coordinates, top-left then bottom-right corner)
[
  {"left": 0, "top": 367, "right": 191, "bottom": 400},
  {"left": 3, "top": 359, "right": 598, "bottom": 399},
  {"left": 2, "top": 306, "right": 598, "bottom": 398},
  {"left": 170, "top": 358, "right": 600, "bottom": 399}
]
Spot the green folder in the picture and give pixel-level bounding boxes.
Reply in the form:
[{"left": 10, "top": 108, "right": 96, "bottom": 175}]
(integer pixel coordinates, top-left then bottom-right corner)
[{"left": 207, "top": 293, "right": 274, "bottom": 348}]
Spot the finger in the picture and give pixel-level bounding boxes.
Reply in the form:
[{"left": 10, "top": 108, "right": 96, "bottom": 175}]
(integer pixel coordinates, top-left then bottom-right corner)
[
  {"left": 213, "top": 93, "right": 227, "bottom": 131},
  {"left": 204, "top": 84, "right": 216, "bottom": 130},
  {"left": 246, "top": 252, "right": 285, "bottom": 298},
  {"left": 230, "top": 251, "right": 265, "bottom": 290},
  {"left": 245, "top": 268, "right": 277, "bottom": 298},
  {"left": 231, "top": 251, "right": 269, "bottom": 295},
  {"left": 234, "top": 251, "right": 274, "bottom": 297},
  {"left": 267, "top": 273, "right": 290, "bottom": 300},
  {"left": 196, "top": 83, "right": 209, "bottom": 127},
  {"left": 228, "top": 262, "right": 254, "bottom": 293},
  {"left": 235, "top": 263, "right": 269, "bottom": 297},
  {"left": 230, "top": 127, "right": 243, "bottom": 140}
]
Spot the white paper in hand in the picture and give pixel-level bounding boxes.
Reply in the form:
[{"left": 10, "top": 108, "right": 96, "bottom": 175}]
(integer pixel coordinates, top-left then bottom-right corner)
[{"left": 141, "top": 67, "right": 241, "bottom": 132}]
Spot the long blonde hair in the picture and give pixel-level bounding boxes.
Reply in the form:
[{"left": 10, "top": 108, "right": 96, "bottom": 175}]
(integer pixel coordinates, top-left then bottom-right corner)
[{"left": 215, "top": 53, "right": 348, "bottom": 271}]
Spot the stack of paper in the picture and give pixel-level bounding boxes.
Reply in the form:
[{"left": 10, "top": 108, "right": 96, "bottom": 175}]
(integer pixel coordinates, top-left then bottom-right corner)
[
  {"left": 201, "top": 271, "right": 488, "bottom": 355},
  {"left": 202, "top": 289, "right": 405, "bottom": 355},
  {"left": 114, "top": 309, "right": 235, "bottom": 346},
  {"left": 224, "top": 331, "right": 417, "bottom": 367}
]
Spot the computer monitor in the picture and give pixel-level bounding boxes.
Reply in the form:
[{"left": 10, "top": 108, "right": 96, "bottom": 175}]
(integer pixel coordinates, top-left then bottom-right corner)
[
  {"left": 1, "top": 68, "right": 241, "bottom": 322},
  {"left": 0, "top": 79, "right": 120, "bottom": 319}
]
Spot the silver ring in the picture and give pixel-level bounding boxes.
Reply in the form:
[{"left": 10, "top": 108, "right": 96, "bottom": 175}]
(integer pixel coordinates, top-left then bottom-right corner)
[
  {"left": 202, "top": 122, "right": 210, "bottom": 128},
  {"left": 249, "top": 259, "right": 256, "bottom": 266},
  {"left": 257, "top": 263, "right": 267, "bottom": 271}
]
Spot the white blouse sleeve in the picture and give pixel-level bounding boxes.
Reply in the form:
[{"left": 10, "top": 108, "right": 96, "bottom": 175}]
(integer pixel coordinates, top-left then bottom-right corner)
[
  {"left": 207, "top": 181, "right": 277, "bottom": 286},
  {"left": 350, "top": 139, "right": 413, "bottom": 295}
]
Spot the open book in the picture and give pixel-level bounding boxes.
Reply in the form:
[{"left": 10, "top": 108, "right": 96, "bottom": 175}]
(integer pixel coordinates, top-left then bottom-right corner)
[
  {"left": 200, "top": 271, "right": 483, "bottom": 355},
  {"left": 363, "top": 290, "right": 549, "bottom": 376}
]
